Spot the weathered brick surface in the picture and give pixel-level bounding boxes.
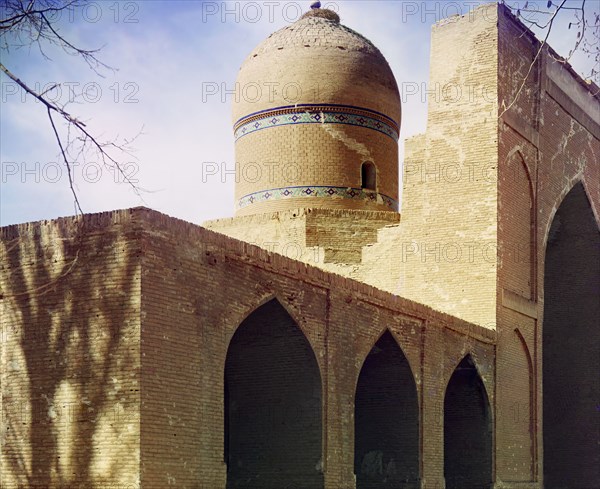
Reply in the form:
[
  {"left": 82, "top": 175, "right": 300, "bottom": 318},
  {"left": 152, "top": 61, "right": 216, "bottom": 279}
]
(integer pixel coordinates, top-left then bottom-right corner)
[
  {"left": 392, "top": 3, "right": 501, "bottom": 327},
  {"left": 1, "top": 208, "right": 495, "bottom": 488},
  {"left": 233, "top": 11, "right": 400, "bottom": 215},
  {"left": 0, "top": 210, "right": 142, "bottom": 488},
  {"left": 234, "top": 125, "right": 399, "bottom": 215},
  {"left": 2, "top": 3, "right": 598, "bottom": 489},
  {"left": 139, "top": 208, "right": 497, "bottom": 489},
  {"left": 496, "top": 5, "right": 600, "bottom": 487},
  {"left": 205, "top": 208, "right": 400, "bottom": 267}
]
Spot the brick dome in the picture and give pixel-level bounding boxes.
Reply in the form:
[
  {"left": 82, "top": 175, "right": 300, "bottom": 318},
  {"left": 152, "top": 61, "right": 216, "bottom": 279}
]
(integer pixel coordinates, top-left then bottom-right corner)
[{"left": 232, "top": 8, "right": 401, "bottom": 216}]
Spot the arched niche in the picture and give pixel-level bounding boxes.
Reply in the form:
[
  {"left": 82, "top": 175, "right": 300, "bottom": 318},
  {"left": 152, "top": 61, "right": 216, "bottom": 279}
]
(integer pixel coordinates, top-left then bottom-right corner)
[
  {"left": 354, "top": 330, "right": 419, "bottom": 488},
  {"left": 224, "top": 299, "right": 324, "bottom": 488},
  {"left": 444, "top": 355, "right": 493, "bottom": 489},
  {"left": 543, "top": 182, "right": 600, "bottom": 488}
]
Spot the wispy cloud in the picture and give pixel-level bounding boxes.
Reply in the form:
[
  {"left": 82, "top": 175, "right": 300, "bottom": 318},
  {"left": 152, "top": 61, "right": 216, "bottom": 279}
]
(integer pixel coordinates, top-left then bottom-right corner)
[{"left": 1, "top": 0, "right": 596, "bottom": 226}]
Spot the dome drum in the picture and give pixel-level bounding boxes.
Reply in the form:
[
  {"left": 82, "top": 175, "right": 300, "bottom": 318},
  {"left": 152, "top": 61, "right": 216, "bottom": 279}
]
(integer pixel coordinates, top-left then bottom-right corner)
[
  {"left": 234, "top": 122, "right": 398, "bottom": 216},
  {"left": 232, "top": 8, "right": 401, "bottom": 216}
]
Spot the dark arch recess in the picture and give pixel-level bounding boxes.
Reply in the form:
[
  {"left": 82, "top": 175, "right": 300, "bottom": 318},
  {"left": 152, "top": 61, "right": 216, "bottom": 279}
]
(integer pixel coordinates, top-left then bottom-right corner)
[
  {"left": 543, "top": 183, "right": 600, "bottom": 488},
  {"left": 354, "top": 330, "right": 420, "bottom": 488},
  {"left": 224, "top": 299, "right": 323, "bottom": 489},
  {"left": 444, "top": 355, "right": 493, "bottom": 489},
  {"left": 361, "top": 162, "right": 377, "bottom": 191}
]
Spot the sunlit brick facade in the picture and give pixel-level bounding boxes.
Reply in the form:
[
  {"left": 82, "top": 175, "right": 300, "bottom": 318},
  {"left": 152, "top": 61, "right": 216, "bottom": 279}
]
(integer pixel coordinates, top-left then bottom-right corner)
[{"left": 1, "top": 4, "right": 598, "bottom": 489}]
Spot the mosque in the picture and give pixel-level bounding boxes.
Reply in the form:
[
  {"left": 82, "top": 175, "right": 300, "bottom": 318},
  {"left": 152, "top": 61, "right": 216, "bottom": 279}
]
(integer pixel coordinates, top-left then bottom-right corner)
[{"left": 1, "top": 3, "right": 598, "bottom": 489}]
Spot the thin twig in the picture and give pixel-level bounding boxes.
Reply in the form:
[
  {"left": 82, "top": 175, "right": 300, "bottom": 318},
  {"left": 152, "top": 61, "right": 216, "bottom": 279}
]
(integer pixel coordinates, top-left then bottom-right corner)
[
  {"left": 1, "top": 62, "right": 143, "bottom": 206},
  {"left": 499, "top": 0, "right": 568, "bottom": 119}
]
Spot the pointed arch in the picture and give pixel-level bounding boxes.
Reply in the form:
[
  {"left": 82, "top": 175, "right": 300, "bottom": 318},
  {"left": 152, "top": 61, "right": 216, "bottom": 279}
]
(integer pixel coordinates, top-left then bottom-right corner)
[
  {"left": 542, "top": 182, "right": 600, "bottom": 488},
  {"left": 514, "top": 329, "right": 532, "bottom": 369},
  {"left": 542, "top": 178, "right": 600, "bottom": 251},
  {"left": 225, "top": 293, "right": 324, "bottom": 378},
  {"left": 354, "top": 330, "right": 419, "bottom": 488},
  {"left": 502, "top": 149, "right": 535, "bottom": 298},
  {"left": 224, "top": 298, "right": 324, "bottom": 488},
  {"left": 444, "top": 355, "right": 493, "bottom": 489},
  {"left": 514, "top": 330, "right": 534, "bottom": 425},
  {"left": 443, "top": 353, "right": 491, "bottom": 398},
  {"left": 509, "top": 328, "right": 535, "bottom": 480},
  {"left": 504, "top": 148, "right": 534, "bottom": 198},
  {"left": 355, "top": 327, "right": 419, "bottom": 393}
]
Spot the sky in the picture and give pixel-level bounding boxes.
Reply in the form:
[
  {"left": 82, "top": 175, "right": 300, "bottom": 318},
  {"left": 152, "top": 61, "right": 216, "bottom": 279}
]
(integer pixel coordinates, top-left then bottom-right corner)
[{"left": 1, "top": 0, "right": 597, "bottom": 226}]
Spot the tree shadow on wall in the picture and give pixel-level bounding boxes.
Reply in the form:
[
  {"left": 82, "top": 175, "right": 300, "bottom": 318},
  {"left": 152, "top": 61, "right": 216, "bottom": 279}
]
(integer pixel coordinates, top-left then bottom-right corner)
[{"left": 1, "top": 217, "right": 140, "bottom": 488}]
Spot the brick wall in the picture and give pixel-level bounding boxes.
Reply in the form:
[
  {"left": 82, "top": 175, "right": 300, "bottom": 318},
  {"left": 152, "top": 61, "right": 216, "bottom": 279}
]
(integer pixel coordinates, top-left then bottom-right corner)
[
  {"left": 397, "top": 3, "right": 500, "bottom": 327},
  {"left": 205, "top": 208, "right": 399, "bottom": 267},
  {"left": 1, "top": 208, "right": 497, "bottom": 489},
  {"left": 496, "top": 4, "right": 600, "bottom": 486},
  {"left": 0, "top": 210, "right": 142, "bottom": 488},
  {"left": 234, "top": 125, "right": 398, "bottom": 216},
  {"left": 138, "top": 208, "right": 496, "bottom": 489}
]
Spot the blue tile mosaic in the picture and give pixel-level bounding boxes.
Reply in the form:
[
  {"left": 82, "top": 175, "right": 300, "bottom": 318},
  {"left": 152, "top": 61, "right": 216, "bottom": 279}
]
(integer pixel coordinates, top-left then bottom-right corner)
[
  {"left": 234, "top": 104, "right": 399, "bottom": 142},
  {"left": 238, "top": 185, "right": 398, "bottom": 211}
]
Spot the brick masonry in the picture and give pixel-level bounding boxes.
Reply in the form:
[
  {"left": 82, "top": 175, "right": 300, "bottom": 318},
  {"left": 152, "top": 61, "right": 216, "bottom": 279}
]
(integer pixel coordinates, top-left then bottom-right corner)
[
  {"left": 1, "top": 208, "right": 496, "bottom": 488},
  {"left": 232, "top": 10, "right": 400, "bottom": 216},
  {"left": 0, "top": 211, "right": 142, "bottom": 488},
  {"left": 1, "top": 3, "right": 599, "bottom": 489},
  {"left": 205, "top": 4, "right": 600, "bottom": 488}
]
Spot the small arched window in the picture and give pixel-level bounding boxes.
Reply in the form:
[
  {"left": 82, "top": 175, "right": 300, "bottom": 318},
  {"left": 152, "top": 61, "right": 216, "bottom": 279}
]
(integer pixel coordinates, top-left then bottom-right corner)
[{"left": 361, "top": 162, "right": 376, "bottom": 191}]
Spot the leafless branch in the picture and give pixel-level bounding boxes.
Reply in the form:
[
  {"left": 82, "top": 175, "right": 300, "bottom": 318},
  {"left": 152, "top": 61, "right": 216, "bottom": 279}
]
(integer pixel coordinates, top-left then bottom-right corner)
[
  {"left": 0, "top": 0, "right": 144, "bottom": 215},
  {"left": 500, "top": 0, "right": 568, "bottom": 119},
  {"left": 503, "top": 0, "right": 599, "bottom": 84}
]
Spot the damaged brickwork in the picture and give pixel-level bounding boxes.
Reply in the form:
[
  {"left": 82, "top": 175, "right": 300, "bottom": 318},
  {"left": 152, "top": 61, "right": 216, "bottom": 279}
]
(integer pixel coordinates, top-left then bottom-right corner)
[
  {"left": 2, "top": 208, "right": 495, "bottom": 488},
  {"left": 1, "top": 3, "right": 598, "bottom": 489}
]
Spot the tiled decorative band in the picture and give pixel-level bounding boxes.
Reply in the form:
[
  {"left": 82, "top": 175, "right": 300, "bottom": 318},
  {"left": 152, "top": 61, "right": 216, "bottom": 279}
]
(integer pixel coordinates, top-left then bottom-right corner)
[
  {"left": 237, "top": 185, "right": 399, "bottom": 211},
  {"left": 234, "top": 103, "right": 399, "bottom": 142}
]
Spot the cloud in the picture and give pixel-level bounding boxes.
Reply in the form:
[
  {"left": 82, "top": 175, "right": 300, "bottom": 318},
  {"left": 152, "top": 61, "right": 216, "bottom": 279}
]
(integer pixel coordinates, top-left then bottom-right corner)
[{"left": 1, "top": 0, "right": 596, "bottom": 226}]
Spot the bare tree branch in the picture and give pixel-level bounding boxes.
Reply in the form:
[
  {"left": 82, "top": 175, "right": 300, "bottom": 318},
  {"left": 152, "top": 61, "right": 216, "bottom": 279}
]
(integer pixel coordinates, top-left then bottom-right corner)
[
  {"left": 0, "top": 0, "right": 144, "bottom": 215},
  {"left": 47, "top": 105, "right": 84, "bottom": 214},
  {"left": 503, "top": 0, "right": 599, "bottom": 84},
  {"left": 500, "top": 0, "right": 568, "bottom": 118}
]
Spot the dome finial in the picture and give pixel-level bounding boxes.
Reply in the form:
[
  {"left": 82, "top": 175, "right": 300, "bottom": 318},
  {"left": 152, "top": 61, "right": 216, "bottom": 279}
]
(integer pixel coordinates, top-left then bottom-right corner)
[{"left": 301, "top": 6, "right": 340, "bottom": 23}]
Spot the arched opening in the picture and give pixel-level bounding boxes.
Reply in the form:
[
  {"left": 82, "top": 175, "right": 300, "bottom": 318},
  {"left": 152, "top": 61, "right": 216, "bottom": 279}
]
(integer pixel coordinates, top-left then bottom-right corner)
[
  {"left": 444, "top": 356, "right": 493, "bottom": 489},
  {"left": 224, "top": 299, "right": 323, "bottom": 489},
  {"left": 361, "top": 162, "right": 377, "bottom": 191},
  {"left": 543, "top": 183, "right": 600, "bottom": 488},
  {"left": 354, "top": 330, "right": 419, "bottom": 488}
]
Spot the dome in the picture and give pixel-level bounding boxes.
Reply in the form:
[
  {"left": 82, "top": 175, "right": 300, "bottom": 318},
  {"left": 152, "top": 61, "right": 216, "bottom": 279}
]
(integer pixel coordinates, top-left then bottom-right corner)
[{"left": 232, "top": 8, "right": 401, "bottom": 216}]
